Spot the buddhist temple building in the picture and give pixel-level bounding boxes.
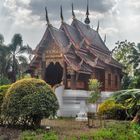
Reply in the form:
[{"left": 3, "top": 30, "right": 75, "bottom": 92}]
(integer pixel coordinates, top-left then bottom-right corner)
[{"left": 29, "top": 3, "right": 122, "bottom": 92}]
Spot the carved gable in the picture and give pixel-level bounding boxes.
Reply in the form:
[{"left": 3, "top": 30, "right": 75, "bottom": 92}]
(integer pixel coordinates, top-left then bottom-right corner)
[{"left": 45, "top": 42, "right": 63, "bottom": 66}]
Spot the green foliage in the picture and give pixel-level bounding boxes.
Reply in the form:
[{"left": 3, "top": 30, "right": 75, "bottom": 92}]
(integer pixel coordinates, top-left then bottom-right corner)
[
  {"left": 18, "top": 122, "right": 140, "bottom": 140},
  {"left": 113, "top": 41, "right": 140, "bottom": 88},
  {"left": 20, "top": 131, "right": 37, "bottom": 140},
  {"left": 98, "top": 99, "right": 126, "bottom": 119},
  {"left": 0, "top": 76, "right": 11, "bottom": 85},
  {"left": 129, "top": 76, "right": 140, "bottom": 89},
  {"left": 42, "top": 132, "right": 58, "bottom": 140},
  {"left": 0, "top": 33, "right": 32, "bottom": 83},
  {"left": 93, "top": 128, "right": 114, "bottom": 140},
  {"left": 113, "top": 40, "right": 135, "bottom": 75},
  {"left": 80, "top": 122, "right": 140, "bottom": 140},
  {"left": 88, "top": 79, "right": 101, "bottom": 103},
  {"left": 121, "top": 75, "right": 132, "bottom": 89},
  {"left": 129, "top": 43, "right": 140, "bottom": 71},
  {"left": 1, "top": 78, "right": 59, "bottom": 127},
  {"left": 20, "top": 130, "right": 58, "bottom": 140},
  {"left": 98, "top": 89, "right": 140, "bottom": 120},
  {"left": 0, "top": 84, "right": 11, "bottom": 114},
  {"left": 112, "top": 89, "right": 140, "bottom": 119}
]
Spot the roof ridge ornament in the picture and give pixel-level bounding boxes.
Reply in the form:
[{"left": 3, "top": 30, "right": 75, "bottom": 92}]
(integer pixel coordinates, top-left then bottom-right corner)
[
  {"left": 60, "top": 5, "right": 64, "bottom": 23},
  {"left": 72, "top": 3, "right": 76, "bottom": 19},
  {"left": 84, "top": 0, "right": 90, "bottom": 25},
  {"left": 45, "top": 7, "right": 50, "bottom": 25},
  {"left": 104, "top": 34, "right": 106, "bottom": 43},
  {"left": 96, "top": 20, "right": 100, "bottom": 32}
]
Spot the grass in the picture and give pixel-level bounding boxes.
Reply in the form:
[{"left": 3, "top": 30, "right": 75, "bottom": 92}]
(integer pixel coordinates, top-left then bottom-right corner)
[
  {"left": 1, "top": 118, "right": 140, "bottom": 140},
  {"left": 20, "top": 118, "right": 140, "bottom": 140}
]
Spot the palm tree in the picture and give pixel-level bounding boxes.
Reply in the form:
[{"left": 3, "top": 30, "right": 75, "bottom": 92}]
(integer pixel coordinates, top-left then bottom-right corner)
[{"left": 7, "top": 34, "right": 32, "bottom": 82}]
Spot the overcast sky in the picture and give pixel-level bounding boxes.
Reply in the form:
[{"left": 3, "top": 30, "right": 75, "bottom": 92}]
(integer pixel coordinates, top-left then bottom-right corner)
[{"left": 0, "top": 0, "right": 140, "bottom": 50}]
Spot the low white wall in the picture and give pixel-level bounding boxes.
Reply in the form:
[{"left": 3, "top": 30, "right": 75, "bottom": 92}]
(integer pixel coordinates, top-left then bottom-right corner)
[{"left": 55, "top": 87, "right": 114, "bottom": 117}]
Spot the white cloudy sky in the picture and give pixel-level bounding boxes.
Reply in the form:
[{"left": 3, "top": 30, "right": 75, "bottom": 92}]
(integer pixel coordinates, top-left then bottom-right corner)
[{"left": 0, "top": 0, "right": 140, "bottom": 50}]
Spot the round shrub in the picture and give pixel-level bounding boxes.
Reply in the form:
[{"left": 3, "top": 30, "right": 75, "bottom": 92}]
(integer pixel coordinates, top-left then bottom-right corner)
[
  {"left": 0, "top": 85, "right": 11, "bottom": 111},
  {"left": 1, "top": 78, "right": 59, "bottom": 127},
  {"left": 0, "top": 84, "right": 11, "bottom": 123}
]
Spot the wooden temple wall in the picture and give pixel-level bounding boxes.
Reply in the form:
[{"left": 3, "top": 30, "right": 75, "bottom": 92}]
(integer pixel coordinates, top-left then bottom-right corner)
[{"left": 105, "top": 67, "right": 121, "bottom": 91}]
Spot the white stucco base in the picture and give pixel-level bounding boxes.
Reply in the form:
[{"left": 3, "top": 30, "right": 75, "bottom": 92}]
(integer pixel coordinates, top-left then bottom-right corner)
[{"left": 54, "top": 85, "right": 113, "bottom": 117}]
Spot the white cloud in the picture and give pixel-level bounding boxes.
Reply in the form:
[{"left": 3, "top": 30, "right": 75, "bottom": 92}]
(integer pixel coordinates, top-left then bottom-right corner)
[{"left": 0, "top": 0, "right": 140, "bottom": 50}]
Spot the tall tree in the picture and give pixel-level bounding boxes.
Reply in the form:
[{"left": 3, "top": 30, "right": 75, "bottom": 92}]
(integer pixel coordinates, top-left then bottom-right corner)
[
  {"left": 0, "top": 34, "right": 10, "bottom": 78},
  {"left": 113, "top": 40, "right": 135, "bottom": 75},
  {"left": 7, "top": 34, "right": 32, "bottom": 82},
  {"left": 129, "top": 43, "right": 140, "bottom": 74}
]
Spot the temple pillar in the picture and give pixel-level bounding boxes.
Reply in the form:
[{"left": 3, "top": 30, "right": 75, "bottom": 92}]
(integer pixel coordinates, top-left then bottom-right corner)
[
  {"left": 41, "top": 53, "right": 46, "bottom": 80},
  {"left": 62, "top": 62, "right": 67, "bottom": 87},
  {"left": 70, "top": 70, "right": 76, "bottom": 89}
]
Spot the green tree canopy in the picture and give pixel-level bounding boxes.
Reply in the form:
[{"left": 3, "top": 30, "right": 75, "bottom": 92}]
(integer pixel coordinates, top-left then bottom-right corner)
[{"left": 113, "top": 40, "right": 135, "bottom": 75}]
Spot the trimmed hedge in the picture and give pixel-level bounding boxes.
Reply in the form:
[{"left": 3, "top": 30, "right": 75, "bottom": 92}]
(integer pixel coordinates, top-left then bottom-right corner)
[
  {"left": 1, "top": 78, "right": 59, "bottom": 127},
  {"left": 0, "top": 85, "right": 11, "bottom": 113}
]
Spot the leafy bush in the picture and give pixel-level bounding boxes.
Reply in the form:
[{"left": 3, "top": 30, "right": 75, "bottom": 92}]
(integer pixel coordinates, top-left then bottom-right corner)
[
  {"left": 1, "top": 78, "right": 59, "bottom": 127},
  {"left": 98, "top": 99, "right": 126, "bottom": 119},
  {"left": 112, "top": 89, "right": 140, "bottom": 119},
  {"left": 0, "top": 84, "right": 11, "bottom": 113}
]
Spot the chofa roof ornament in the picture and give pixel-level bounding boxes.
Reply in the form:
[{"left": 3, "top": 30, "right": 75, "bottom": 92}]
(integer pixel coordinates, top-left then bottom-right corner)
[
  {"left": 84, "top": 0, "right": 90, "bottom": 25},
  {"left": 45, "top": 7, "right": 50, "bottom": 25},
  {"left": 60, "top": 5, "right": 64, "bottom": 23},
  {"left": 72, "top": 3, "right": 76, "bottom": 19}
]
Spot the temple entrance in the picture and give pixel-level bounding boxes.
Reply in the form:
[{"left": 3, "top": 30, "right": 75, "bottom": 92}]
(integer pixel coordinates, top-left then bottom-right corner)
[{"left": 45, "top": 62, "right": 63, "bottom": 86}]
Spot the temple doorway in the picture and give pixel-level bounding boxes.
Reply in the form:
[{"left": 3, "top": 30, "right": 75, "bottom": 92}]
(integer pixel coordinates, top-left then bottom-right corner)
[{"left": 45, "top": 62, "right": 63, "bottom": 86}]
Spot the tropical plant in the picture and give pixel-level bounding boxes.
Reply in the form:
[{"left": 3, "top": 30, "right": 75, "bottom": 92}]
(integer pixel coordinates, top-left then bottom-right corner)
[
  {"left": 112, "top": 89, "right": 140, "bottom": 119},
  {"left": 0, "top": 33, "right": 32, "bottom": 83},
  {"left": 7, "top": 34, "right": 32, "bottom": 82},
  {"left": 1, "top": 78, "right": 59, "bottom": 127}
]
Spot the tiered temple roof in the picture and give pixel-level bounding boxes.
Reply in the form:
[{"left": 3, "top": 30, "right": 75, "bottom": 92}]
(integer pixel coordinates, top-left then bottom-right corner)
[{"left": 30, "top": 4, "right": 122, "bottom": 73}]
